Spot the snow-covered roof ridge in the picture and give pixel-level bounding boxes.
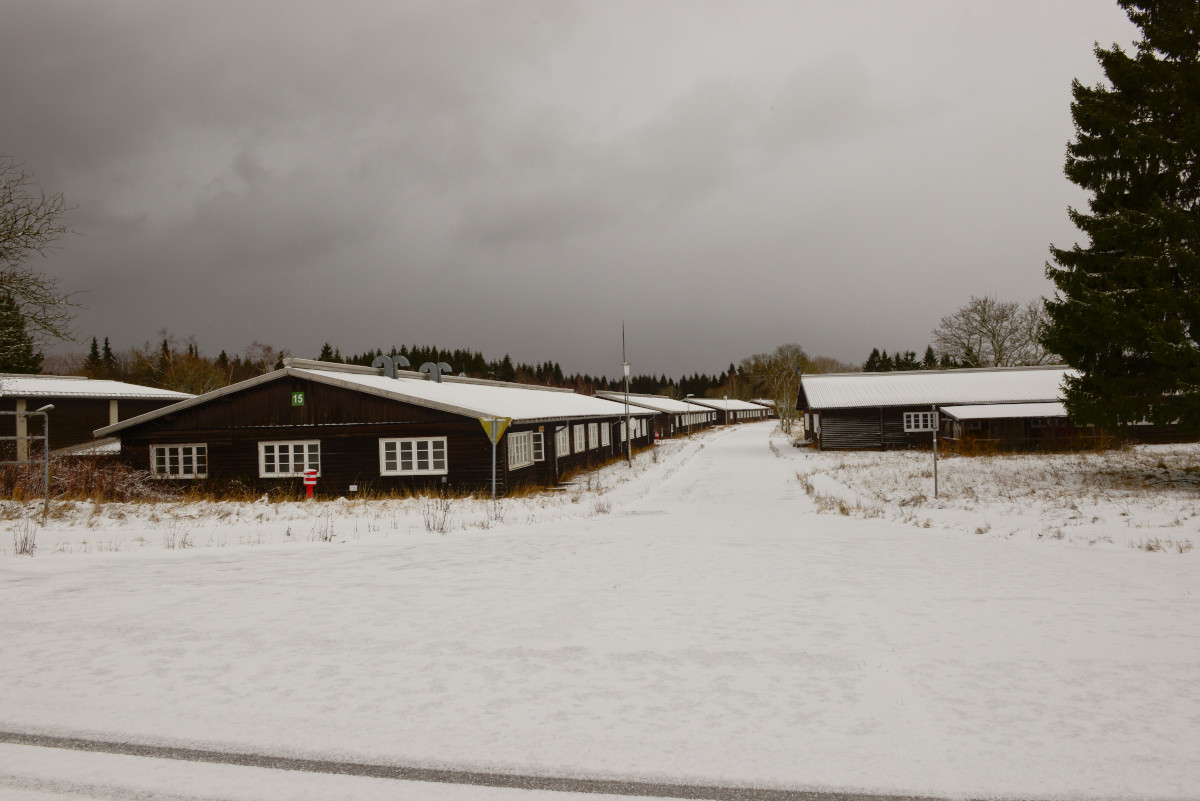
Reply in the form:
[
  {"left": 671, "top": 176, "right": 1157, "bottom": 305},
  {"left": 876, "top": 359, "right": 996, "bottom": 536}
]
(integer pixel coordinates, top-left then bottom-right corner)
[
  {"left": 684, "top": 396, "right": 771, "bottom": 412},
  {"left": 0, "top": 374, "right": 192, "bottom": 400},
  {"left": 440, "top": 374, "right": 575, "bottom": 393},
  {"left": 281, "top": 358, "right": 381, "bottom": 376},
  {"left": 298, "top": 368, "right": 652, "bottom": 423},
  {"left": 97, "top": 365, "right": 653, "bottom": 438},
  {"left": 806, "top": 364, "right": 1070, "bottom": 378},
  {"left": 801, "top": 366, "right": 1076, "bottom": 410},
  {"left": 282, "top": 357, "right": 575, "bottom": 393},
  {"left": 594, "top": 391, "right": 715, "bottom": 414}
]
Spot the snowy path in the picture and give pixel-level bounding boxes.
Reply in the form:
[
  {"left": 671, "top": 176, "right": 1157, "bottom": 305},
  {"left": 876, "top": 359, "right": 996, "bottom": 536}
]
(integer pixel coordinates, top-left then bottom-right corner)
[{"left": 2, "top": 422, "right": 1198, "bottom": 800}]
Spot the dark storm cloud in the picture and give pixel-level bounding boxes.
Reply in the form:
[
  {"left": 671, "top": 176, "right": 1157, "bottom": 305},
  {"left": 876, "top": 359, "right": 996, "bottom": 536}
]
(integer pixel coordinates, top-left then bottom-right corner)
[
  {"left": 1, "top": 1, "right": 1138, "bottom": 375},
  {"left": 457, "top": 61, "right": 879, "bottom": 249}
]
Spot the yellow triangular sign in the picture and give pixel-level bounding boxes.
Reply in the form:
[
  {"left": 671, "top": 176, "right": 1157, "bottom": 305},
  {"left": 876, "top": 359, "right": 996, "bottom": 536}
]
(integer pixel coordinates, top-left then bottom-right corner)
[{"left": 479, "top": 416, "right": 511, "bottom": 445}]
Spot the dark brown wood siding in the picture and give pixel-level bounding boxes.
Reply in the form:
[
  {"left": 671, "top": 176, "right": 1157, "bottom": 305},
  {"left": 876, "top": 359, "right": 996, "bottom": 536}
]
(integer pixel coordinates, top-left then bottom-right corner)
[
  {"left": 1, "top": 396, "right": 180, "bottom": 452},
  {"left": 816, "top": 409, "right": 882, "bottom": 450}
]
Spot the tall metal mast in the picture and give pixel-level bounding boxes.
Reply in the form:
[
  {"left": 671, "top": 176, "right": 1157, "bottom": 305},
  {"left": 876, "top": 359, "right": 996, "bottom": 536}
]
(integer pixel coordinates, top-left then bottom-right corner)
[{"left": 622, "top": 322, "right": 631, "bottom": 466}]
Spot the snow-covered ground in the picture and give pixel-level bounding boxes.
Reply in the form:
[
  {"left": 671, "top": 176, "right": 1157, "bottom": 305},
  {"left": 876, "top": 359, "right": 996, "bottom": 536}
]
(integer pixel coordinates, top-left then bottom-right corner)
[
  {"left": 795, "top": 442, "right": 1200, "bottom": 552},
  {"left": 2, "top": 423, "right": 1197, "bottom": 800}
]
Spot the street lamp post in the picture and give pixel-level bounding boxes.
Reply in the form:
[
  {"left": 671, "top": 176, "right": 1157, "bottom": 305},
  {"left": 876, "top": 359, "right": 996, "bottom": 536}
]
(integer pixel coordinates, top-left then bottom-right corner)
[
  {"left": 723, "top": 395, "right": 729, "bottom": 426},
  {"left": 622, "top": 323, "right": 631, "bottom": 466},
  {"left": 685, "top": 394, "right": 695, "bottom": 436},
  {"left": 35, "top": 405, "right": 53, "bottom": 520},
  {"left": 622, "top": 360, "right": 631, "bottom": 466}
]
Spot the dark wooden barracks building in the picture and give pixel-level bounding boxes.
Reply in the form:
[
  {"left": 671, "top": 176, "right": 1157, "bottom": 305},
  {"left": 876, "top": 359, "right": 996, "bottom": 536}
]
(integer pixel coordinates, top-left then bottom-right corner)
[
  {"left": 98, "top": 359, "right": 656, "bottom": 495},
  {"left": 1, "top": 374, "right": 190, "bottom": 458}
]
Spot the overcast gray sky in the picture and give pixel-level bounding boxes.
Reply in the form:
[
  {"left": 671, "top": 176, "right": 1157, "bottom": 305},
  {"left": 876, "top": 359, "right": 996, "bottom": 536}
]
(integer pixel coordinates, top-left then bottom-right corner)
[{"left": 2, "top": 1, "right": 1137, "bottom": 377}]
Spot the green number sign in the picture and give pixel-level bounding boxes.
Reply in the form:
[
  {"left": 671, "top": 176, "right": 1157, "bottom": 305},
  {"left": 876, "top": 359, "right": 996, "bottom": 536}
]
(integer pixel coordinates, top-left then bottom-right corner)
[{"left": 291, "top": 392, "right": 305, "bottom": 407}]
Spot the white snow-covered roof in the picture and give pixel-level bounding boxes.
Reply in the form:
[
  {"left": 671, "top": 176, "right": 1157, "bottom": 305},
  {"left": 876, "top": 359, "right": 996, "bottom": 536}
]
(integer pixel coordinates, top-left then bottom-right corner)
[
  {"left": 594, "top": 391, "right": 715, "bottom": 415},
  {"left": 0, "top": 374, "right": 191, "bottom": 401},
  {"left": 296, "top": 369, "right": 656, "bottom": 423},
  {"left": 97, "top": 364, "right": 653, "bottom": 437},
  {"left": 53, "top": 436, "right": 122, "bottom": 457},
  {"left": 684, "top": 397, "right": 770, "bottom": 412},
  {"left": 800, "top": 366, "right": 1073, "bottom": 410},
  {"left": 940, "top": 402, "right": 1068, "bottom": 421},
  {"left": 750, "top": 398, "right": 776, "bottom": 408}
]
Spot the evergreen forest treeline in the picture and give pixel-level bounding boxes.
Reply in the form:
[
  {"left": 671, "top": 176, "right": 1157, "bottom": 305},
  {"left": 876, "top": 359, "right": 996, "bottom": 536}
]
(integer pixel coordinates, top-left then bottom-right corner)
[{"left": 43, "top": 334, "right": 755, "bottom": 401}]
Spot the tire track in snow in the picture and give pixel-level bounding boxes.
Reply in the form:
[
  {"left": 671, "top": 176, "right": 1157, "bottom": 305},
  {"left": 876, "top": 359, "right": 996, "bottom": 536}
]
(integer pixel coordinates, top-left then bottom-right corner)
[{"left": 0, "top": 730, "right": 977, "bottom": 801}]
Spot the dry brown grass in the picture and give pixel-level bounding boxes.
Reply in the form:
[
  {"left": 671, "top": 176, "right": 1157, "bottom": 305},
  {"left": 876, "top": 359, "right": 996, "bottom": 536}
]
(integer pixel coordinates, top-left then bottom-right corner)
[{"left": 1, "top": 458, "right": 174, "bottom": 504}]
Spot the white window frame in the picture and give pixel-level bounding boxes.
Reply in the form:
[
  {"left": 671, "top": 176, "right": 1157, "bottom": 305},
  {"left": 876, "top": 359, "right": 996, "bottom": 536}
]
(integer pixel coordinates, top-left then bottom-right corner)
[
  {"left": 587, "top": 423, "right": 599, "bottom": 449},
  {"left": 574, "top": 424, "right": 586, "bottom": 452},
  {"left": 259, "top": 440, "right": 321, "bottom": 478},
  {"left": 151, "top": 443, "right": 207, "bottom": 479},
  {"left": 532, "top": 431, "right": 544, "bottom": 462},
  {"left": 903, "top": 411, "right": 938, "bottom": 432},
  {"left": 600, "top": 424, "right": 610, "bottom": 446},
  {"left": 555, "top": 426, "right": 570, "bottom": 456},
  {"left": 379, "top": 436, "right": 448, "bottom": 476},
  {"left": 508, "top": 430, "right": 534, "bottom": 470},
  {"left": 620, "top": 421, "right": 627, "bottom": 442}
]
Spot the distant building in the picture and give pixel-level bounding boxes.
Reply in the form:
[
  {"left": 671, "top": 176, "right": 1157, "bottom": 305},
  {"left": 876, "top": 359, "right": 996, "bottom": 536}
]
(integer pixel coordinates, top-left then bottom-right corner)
[
  {"left": 0, "top": 374, "right": 191, "bottom": 459},
  {"left": 594, "top": 391, "right": 716, "bottom": 438},
  {"left": 683, "top": 397, "right": 771, "bottom": 426},
  {"left": 796, "top": 366, "right": 1074, "bottom": 450},
  {"left": 749, "top": 399, "right": 778, "bottom": 418}
]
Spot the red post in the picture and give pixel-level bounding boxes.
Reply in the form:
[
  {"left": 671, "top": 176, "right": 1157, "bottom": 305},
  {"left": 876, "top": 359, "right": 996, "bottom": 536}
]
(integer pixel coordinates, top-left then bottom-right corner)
[{"left": 303, "top": 469, "right": 317, "bottom": 500}]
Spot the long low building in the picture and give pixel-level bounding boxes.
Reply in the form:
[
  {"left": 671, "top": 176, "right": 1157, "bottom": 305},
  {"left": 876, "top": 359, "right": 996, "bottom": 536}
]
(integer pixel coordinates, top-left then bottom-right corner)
[
  {"left": 594, "top": 391, "right": 716, "bottom": 438},
  {"left": 939, "top": 402, "right": 1070, "bottom": 444},
  {"left": 750, "top": 399, "right": 778, "bottom": 418},
  {"left": 684, "top": 396, "right": 772, "bottom": 426},
  {"left": 1, "top": 374, "right": 191, "bottom": 458},
  {"left": 797, "top": 366, "right": 1074, "bottom": 450},
  {"left": 97, "top": 359, "right": 656, "bottom": 495}
]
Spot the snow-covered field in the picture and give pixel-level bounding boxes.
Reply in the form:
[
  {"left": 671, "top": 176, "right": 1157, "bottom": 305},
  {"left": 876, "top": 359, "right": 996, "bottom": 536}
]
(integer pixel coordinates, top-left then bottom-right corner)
[
  {"left": 796, "top": 442, "right": 1200, "bottom": 552},
  {"left": 2, "top": 423, "right": 1198, "bottom": 800}
]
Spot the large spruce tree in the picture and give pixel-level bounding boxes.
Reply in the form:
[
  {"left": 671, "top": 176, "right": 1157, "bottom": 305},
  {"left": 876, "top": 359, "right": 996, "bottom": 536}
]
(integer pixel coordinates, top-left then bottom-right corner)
[
  {"left": 0, "top": 290, "right": 43, "bottom": 373},
  {"left": 1043, "top": 1, "right": 1200, "bottom": 431}
]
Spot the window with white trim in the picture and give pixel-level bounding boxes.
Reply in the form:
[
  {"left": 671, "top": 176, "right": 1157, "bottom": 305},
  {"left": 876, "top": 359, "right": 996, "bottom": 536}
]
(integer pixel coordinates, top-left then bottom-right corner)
[
  {"left": 574, "top": 424, "right": 586, "bottom": 452},
  {"left": 379, "top": 437, "right": 447, "bottom": 476},
  {"left": 508, "top": 430, "right": 534, "bottom": 469},
  {"left": 151, "top": 444, "right": 207, "bottom": 479},
  {"left": 532, "top": 431, "right": 544, "bottom": 462},
  {"left": 555, "top": 426, "right": 570, "bottom": 456},
  {"left": 259, "top": 440, "right": 320, "bottom": 477},
  {"left": 600, "top": 424, "right": 610, "bottom": 446},
  {"left": 620, "top": 421, "right": 627, "bottom": 442},
  {"left": 587, "top": 423, "right": 599, "bottom": 449},
  {"left": 903, "top": 411, "right": 938, "bottom": 432}
]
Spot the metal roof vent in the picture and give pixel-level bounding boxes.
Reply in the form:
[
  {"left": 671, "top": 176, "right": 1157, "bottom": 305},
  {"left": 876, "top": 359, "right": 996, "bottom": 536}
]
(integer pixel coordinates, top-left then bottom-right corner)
[
  {"left": 372, "top": 354, "right": 411, "bottom": 379},
  {"left": 420, "top": 361, "right": 453, "bottom": 383}
]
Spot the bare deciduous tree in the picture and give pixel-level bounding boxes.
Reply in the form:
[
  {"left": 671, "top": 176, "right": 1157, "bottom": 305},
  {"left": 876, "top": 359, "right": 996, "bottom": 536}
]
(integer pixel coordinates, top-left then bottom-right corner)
[
  {"left": 931, "top": 295, "right": 1054, "bottom": 367},
  {"left": 741, "top": 344, "right": 809, "bottom": 434},
  {"left": 1, "top": 156, "right": 79, "bottom": 348}
]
